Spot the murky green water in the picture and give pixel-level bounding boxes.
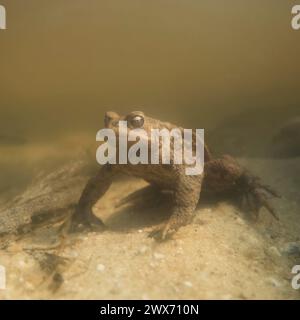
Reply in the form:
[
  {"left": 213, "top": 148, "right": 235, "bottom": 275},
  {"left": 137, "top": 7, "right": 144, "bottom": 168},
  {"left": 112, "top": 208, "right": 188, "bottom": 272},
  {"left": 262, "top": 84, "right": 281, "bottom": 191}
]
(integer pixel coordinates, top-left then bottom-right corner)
[{"left": 0, "top": 0, "right": 299, "bottom": 196}]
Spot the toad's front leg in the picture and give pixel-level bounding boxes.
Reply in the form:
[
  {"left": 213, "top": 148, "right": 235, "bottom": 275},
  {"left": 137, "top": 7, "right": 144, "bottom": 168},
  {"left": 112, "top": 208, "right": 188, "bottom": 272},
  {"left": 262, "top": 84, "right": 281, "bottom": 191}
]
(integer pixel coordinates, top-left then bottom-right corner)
[
  {"left": 150, "top": 174, "right": 202, "bottom": 241},
  {"left": 70, "top": 164, "right": 116, "bottom": 232}
]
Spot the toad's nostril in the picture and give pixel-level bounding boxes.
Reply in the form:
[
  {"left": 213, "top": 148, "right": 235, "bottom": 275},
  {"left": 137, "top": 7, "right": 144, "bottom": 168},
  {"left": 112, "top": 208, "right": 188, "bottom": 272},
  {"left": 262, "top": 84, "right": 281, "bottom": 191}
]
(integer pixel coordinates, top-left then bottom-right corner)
[
  {"left": 104, "top": 111, "right": 119, "bottom": 127},
  {"left": 105, "top": 111, "right": 119, "bottom": 119}
]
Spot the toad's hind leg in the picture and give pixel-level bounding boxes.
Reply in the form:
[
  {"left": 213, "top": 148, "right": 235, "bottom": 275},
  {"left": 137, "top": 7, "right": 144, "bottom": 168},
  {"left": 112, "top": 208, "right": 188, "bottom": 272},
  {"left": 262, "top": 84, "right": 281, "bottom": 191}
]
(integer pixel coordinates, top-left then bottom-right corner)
[{"left": 204, "top": 155, "right": 280, "bottom": 220}]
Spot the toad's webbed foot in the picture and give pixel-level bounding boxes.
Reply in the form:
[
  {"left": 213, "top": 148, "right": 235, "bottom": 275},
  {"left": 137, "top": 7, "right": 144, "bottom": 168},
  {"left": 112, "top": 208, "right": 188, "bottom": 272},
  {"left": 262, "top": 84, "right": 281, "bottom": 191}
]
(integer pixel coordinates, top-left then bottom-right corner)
[
  {"left": 237, "top": 172, "right": 280, "bottom": 220},
  {"left": 69, "top": 207, "right": 106, "bottom": 233},
  {"left": 148, "top": 212, "right": 193, "bottom": 241},
  {"left": 205, "top": 155, "right": 280, "bottom": 221},
  {"left": 148, "top": 225, "right": 170, "bottom": 241}
]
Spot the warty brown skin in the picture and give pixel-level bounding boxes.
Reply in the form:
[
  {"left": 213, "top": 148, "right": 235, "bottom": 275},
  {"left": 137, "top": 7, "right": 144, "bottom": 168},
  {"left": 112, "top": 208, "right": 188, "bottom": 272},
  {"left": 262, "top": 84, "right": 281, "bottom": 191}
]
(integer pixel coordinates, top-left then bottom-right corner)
[{"left": 71, "top": 111, "right": 279, "bottom": 240}]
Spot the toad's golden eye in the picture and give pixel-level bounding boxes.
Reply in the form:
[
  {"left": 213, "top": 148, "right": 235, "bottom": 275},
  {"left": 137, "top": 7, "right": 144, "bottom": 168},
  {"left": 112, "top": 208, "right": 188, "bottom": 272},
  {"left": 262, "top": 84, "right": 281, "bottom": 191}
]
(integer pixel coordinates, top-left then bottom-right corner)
[{"left": 130, "top": 115, "right": 144, "bottom": 128}]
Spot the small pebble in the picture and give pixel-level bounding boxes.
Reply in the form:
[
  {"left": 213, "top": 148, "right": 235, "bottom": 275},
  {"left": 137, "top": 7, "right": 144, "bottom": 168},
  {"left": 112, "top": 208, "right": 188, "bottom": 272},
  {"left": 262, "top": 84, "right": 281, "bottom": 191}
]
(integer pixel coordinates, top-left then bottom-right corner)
[
  {"left": 138, "top": 245, "right": 149, "bottom": 254},
  {"left": 183, "top": 281, "right": 193, "bottom": 288},
  {"left": 149, "top": 262, "right": 158, "bottom": 268},
  {"left": 96, "top": 264, "right": 106, "bottom": 272},
  {"left": 153, "top": 252, "right": 165, "bottom": 260},
  {"left": 176, "top": 247, "right": 183, "bottom": 254},
  {"left": 18, "top": 260, "right": 26, "bottom": 268}
]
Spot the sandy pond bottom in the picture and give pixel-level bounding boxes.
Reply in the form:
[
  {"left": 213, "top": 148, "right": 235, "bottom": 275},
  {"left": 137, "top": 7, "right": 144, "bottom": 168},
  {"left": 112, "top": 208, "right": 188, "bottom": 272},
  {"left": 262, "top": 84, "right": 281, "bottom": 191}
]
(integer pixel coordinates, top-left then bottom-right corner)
[{"left": 0, "top": 158, "right": 300, "bottom": 300}]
